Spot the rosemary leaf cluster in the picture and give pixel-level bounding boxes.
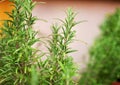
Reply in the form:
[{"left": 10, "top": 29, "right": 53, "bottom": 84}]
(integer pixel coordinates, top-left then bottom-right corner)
[
  {"left": 0, "top": 0, "right": 79, "bottom": 85},
  {"left": 38, "top": 8, "right": 79, "bottom": 85},
  {"left": 0, "top": 0, "right": 38, "bottom": 84}
]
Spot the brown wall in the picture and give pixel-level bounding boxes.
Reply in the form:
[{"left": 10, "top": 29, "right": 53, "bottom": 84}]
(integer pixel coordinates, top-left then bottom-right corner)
[{"left": 32, "top": 1, "right": 120, "bottom": 69}]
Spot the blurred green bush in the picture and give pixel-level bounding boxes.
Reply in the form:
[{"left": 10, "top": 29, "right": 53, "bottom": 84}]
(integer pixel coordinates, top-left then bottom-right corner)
[{"left": 79, "top": 8, "right": 120, "bottom": 85}]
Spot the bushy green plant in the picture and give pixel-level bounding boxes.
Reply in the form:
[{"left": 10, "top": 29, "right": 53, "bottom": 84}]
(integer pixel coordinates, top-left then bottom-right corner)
[
  {"left": 0, "top": 0, "right": 79, "bottom": 85},
  {"left": 37, "top": 8, "right": 79, "bottom": 85},
  {"left": 79, "top": 8, "right": 120, "bottom": 85},
  {"left": 0, "top": 0, "right": 38, "bottom": 84}
]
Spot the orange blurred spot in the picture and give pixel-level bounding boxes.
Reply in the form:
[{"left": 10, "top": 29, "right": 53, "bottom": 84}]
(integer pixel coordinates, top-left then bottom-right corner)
[
  {"left": 0, "top": 0, "right": 13, "bottom": 26},
  {"left": 0, "top": 0, "right": 13, "bottom": 37}
]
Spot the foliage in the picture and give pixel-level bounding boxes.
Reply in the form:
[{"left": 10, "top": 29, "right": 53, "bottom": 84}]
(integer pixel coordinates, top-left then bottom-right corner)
[
  {"left": 79, "top": 8, "right": 120, "bottom": 85},
  {"left": 37, "top": 8, "right": 79, "bottom": 85},
  {"left": 0, "top": 0, "right": 38, "bottom": 85},
  {"left": 0, "top": 0, "right": 79, "bottom": 85}
]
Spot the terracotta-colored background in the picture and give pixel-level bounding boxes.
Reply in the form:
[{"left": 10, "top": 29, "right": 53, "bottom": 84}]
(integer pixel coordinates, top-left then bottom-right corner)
[
  {"left": 32, "top": 0, "right": 120, "bottom": 69},
  {"left": 0, "top": 0, "right": 13, "bottom": 26}
]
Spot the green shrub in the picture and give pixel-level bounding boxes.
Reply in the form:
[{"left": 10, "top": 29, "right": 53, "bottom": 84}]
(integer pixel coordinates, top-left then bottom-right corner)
[
  {"left": 0, "top": 0, "right": 79, "bottom": 85},
  {"left": 0, "top": 0, "right": 38, "bottom": 85},
  {"left": 37, "top": 8, "right": 79, "bottom": 85},
  {"left": 79, "top": 8, "right": 120, "bottom": 85}
]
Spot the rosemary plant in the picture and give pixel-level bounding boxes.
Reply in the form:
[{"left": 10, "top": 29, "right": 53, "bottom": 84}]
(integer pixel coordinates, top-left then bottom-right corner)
[
  {"left": 0, "top": 0, "right": 38, "bottom": 85},
  {"left": 38, "top": 8, "right": 79, "bottom": 85},
  {"left": 0, "top": 0, "right": 80, "bottom": 84}
]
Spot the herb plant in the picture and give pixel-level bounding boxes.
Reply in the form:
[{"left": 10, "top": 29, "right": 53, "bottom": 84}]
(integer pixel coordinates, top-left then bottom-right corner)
[
  {"left": 79, "top": 8, "right": 120, "bottom": 85},
  {"left": 0, "top": 0, "right": 38, "bottom": 85},
  {"left": 38, "top": 8, "right": 79, "bottom": 85},
  {"left": 0, "top": 0, "right": 79, "bottom": 85}
]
